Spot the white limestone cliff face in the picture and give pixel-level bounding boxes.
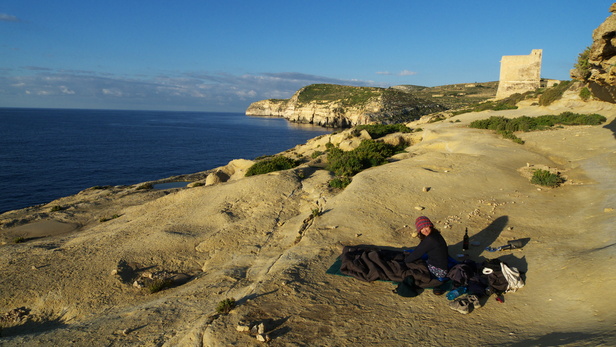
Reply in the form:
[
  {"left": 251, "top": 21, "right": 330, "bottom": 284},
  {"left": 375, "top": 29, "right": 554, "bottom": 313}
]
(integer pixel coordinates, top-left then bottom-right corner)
[{"left": 246, "top": 85, "right": 446, "bottom": 127}]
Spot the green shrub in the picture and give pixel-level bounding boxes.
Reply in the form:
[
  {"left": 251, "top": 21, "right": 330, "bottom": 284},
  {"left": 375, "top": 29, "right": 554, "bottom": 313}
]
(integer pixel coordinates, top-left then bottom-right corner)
[
  {"left": 496, "top": 130, "right": 525, "bottom": 144},
  {"left": 579, "top": 87, "right": 591, "bottom": 101},
  {"left": 50, "top": 205, "right": 63, "bottom": 212},
  {"left": 326, "top": 140, "right": 400, "bottom": 177},
  {"left": 470, "top": 112, "right": 606, "bottom": 132},
  {"left": 470, "top": 112, "right": 606, "bottom": 143},
  {"left": 245, "top": 156, "right": 298, "bottom": 176},
  {"left": 531, "top": 169, "right": 565, "bottom": 187},
  {"left": 148, "top": 278, "right": 173, "bottom": 293},
  {"left": 329, "top": 177, "right": 352, "bottom": 189},
  {"left": 539, "top": 81, "right": 572, "bottom": 106},
  {"left": 352, "top": 124, "right": 412, "bottom": 138},
  {"left": 13, "top": 237, "right": 27, "bottom": 244},
  {"left": 216, "top": 298, "right": 236, "bottom": 314},
  {"left": 573, "top": 46, "right": 592, "bottom": 81},
  {"left": 311, "top": 151, "right": 324, "bottom": 159}
]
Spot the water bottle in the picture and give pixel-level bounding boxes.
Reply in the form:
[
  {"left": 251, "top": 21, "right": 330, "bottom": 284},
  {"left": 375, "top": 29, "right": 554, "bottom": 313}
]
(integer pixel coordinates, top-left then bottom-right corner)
[{"left": 446, "top": 286, "right": 468, "bottom": 300}]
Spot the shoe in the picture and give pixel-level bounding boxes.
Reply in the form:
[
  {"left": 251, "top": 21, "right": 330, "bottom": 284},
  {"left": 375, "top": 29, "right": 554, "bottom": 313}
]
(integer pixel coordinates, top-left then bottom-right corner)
[
  {"left": 448, "top": 298, "right": 470, "bottom": 314},
  {"left": 468, "top": 294, "right": 482, "bottom": 309}
]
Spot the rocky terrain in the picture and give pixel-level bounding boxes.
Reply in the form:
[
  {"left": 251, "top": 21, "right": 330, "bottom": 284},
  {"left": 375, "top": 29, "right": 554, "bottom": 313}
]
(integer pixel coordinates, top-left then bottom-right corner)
[
  {"left": 1, "top": 90, "right": 615, "bottom": 345},
  {"left": 572, "top": 3, "right": 616, "bottom": 102}
]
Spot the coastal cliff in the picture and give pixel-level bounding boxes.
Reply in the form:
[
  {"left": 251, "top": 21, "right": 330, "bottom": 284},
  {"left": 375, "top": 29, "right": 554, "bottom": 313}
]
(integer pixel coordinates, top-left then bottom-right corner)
[
  {"left": 571, "top": 3, "right": 616, "bottom": 102},
  {"left": 246, "top": 84, "right": 447, "bottom": 127}
]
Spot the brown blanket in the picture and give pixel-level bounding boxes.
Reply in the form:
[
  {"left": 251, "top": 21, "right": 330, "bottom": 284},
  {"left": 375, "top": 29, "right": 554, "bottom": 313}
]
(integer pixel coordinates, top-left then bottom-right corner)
[{"left": 340, "top": 246, "right": 442, "bottom": 288}]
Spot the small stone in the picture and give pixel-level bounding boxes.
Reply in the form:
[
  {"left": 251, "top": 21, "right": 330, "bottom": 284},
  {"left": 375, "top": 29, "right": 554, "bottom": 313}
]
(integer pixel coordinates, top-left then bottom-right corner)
[
  {"left": 256, "top": 334, "right": 271, "bottom": 342},
  {"left": 257, "top": 322, "right": 265, "bottom": 334},
  {"left": 122, "top": 328, "right": 131, "bottom": 336},
  {"left": 31, "top": 266, "right": 37, "bottom": 270},
  {"left": 414, "top": 206, "right": 425, "bottom": 211},
  {"left": 423, "top": 186, "right": 431, "bottom": 192},
  {"left": 236, "top": 324, "right": 250, "bottom": 332},
  {"left": 110, "top": 269, "right": 118, "bottom": 276},
  {"left": 355, "top": 233, "right": 362, "bottom": 237},
  {"left": 507, "top": 226, "right": 514, "bottom": 231}
]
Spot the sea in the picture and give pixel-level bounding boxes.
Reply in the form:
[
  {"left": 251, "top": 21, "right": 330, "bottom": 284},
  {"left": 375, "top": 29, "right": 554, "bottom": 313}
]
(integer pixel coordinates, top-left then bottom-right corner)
[{"left": 0, "top": 108, "right": 332, "bottom": 214}]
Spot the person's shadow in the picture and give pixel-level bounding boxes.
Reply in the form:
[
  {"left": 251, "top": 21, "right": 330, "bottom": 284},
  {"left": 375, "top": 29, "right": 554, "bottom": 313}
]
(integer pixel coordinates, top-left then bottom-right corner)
[{"left": 603, "top": 117, "right": 616, "bottom": 139}]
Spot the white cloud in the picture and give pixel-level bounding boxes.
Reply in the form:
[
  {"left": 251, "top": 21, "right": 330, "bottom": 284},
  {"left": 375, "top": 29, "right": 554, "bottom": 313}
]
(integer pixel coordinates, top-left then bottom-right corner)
[
  {"left": 399, "top": 70, "right": 417, "bottom": 76},
  {"left": 102, "top": 88, "right": 123, "bottom": 97},
  {"left": 376, "top": 70, "right": 418, "bottom": 76},
  {"left": 0, "top": 13, "right": 20, "bottom": 22},
  {"left": 60, "top": 86, "right": 75, "bottom": 94}
]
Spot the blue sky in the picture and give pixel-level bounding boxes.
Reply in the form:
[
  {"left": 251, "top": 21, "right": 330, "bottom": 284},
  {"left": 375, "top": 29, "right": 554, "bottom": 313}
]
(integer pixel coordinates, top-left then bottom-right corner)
[{"left": 0, "top": 1, "right": 613, "bottom": 112}]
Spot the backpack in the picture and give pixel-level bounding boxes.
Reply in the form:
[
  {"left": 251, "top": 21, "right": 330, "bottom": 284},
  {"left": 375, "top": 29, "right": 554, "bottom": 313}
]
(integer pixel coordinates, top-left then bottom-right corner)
[{"left": 482, "top": 259, "right": 509, "bottom": 294}]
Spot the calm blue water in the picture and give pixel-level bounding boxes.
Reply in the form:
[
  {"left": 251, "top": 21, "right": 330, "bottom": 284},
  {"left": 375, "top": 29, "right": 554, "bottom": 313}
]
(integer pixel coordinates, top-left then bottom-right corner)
[{"left": 0, "top": 108, "right": 331, "bottom": 213}]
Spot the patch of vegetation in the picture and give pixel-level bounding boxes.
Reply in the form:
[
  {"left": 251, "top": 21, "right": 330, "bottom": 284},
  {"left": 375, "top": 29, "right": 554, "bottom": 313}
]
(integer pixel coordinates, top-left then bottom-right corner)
[
  {"left": 50, "top": 205, "right": 63, "bottom": 212},
  {"left": 352, "top": 124, "right": 412, "bottom": 138},
  {"left": 325, "top": 139, "right": 405, "bottom": 190},
  {"left": 539, "top": 81, "right": 573, "bottom": 106},
  {"left": 470, "top": 112, "right": 606, "bottom": 132},
  {"left": 192, "top": 182, "right": 205, "bottom": 187},
  {"left": 452, "top": 94, "right": 522, "bottom": 115},
  {"left": 579, "top": 87, "right": 591, "bottom": 101},
  {"left": 245, "top": 156, "right": 299, "bottom": 176},
  {"left": 469, "top": 112, "right": 606, "bottom": 143},
  {"left": 13, "top": 237, "right": 27, "bottom": 244},
  {"left": 327, "top": 140, "right": 402, "bottom": 177},
  {"left": 100, "top": 214, "right": 121, "bottom": 223},
  {"left": 136, "top": 183, "right": 153, "bottom": 190},
  {"left": 311, "top": 150, "right": 324, "bottom": 159},
  {"left": 531, "top": 169, "right": 565, "bottom": 187},
  {"left": 573, "top": 46, "right": 591, "bottom": 81},
  {"left": 297, "top": 84, "right": 381, "bottom": 107},
  {"left": 216, "top": 298, "right": 236, "bottom": 314},
  {"left": 396, "top": 81, "right": 499, "bottom": 109},
  {"left": 496, "top": 130, "right": 525, "bottom": 144},
  {"left": 148, "top": 278, "right": 174, "bottom": 294},
  {"left": 329, "top": 177, "right": 352, "bottom": 189}
]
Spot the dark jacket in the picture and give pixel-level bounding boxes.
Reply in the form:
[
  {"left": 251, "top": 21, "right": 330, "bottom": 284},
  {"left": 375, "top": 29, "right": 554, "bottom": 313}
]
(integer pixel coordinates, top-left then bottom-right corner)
[{"left": 404, "top": 231, "right": 449, "bottom": 270}]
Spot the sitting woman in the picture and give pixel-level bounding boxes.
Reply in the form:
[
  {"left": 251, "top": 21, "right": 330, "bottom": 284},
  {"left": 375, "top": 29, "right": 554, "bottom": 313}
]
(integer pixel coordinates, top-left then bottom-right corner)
[{"left": 404, "top": 216, "right": 450, "bottom": 282}]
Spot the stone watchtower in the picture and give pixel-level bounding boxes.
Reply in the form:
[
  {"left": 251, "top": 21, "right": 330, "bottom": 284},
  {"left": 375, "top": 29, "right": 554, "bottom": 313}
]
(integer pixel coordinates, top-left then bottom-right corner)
[{"left": 496, "top": 49, "right": 542, "bottom": 99}]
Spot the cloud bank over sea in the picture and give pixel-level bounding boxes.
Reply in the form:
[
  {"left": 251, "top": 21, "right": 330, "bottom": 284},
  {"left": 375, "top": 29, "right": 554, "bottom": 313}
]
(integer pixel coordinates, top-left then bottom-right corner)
[{"left": 0, "top": 68, "right": 385, "bottom": 112}]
